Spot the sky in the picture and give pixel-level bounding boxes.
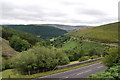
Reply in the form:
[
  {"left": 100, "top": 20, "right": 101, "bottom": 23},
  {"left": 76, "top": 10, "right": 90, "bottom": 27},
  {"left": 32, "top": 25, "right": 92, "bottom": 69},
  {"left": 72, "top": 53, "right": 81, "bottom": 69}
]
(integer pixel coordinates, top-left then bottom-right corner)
[{"left": 0, "top": 0, "right": 119, "bottom": 26}]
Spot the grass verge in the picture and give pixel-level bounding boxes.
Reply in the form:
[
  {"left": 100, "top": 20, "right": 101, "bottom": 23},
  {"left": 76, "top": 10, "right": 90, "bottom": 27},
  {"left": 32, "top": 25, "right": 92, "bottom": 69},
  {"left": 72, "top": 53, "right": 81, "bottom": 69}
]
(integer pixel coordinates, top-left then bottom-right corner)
[
  {"left": 2, "top": 59, "right": 102, "bottom": 80},
  {"left": 69, "top": 60, "right": 79, "bottom": 64}
]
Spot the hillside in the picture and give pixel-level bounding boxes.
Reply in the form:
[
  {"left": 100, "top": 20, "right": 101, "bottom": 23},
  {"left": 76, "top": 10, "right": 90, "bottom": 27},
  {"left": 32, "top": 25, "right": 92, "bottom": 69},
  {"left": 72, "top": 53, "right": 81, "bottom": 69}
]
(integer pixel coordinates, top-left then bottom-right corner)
[
  {"left": 67, "top": 22, "right": 119, "bottom": 43},
  {"left": 1, "top": 27, "right": 45, "bottom": 45},
  {"left": 1, "top": 37, "right": 19, "bottom": 59},
  {"left": 2, "top": 25, "right": 67, "bottom": 39}
]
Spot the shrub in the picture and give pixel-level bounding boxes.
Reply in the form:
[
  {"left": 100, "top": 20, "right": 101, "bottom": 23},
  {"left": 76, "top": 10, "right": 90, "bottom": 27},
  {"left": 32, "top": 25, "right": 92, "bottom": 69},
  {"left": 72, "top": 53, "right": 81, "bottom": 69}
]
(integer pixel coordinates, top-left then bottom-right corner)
[{"left": 89, "top": 65, "right": 120, "bottom": 79}]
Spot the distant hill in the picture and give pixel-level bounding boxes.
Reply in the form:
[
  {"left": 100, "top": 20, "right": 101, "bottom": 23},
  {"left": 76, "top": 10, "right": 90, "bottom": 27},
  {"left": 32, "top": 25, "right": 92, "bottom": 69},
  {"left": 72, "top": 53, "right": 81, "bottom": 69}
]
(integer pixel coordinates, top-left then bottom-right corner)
[
  {"left": 67, "top": 22, "right": 119, "bottom": 43},
  {"left": 41, "top": 24, "right": 92, "bottom": 31},
  {"left": 2, "top": 25, "right": 67, "bottom": 39},
  {"left": 1, "top": 37, "right": 19, "bottom": 59}
]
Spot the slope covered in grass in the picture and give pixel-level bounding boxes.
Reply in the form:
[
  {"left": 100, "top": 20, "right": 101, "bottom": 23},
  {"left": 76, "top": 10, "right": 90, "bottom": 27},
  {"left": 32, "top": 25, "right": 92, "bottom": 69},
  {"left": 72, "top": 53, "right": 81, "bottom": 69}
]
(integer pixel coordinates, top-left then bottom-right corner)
[
  {"left": 67, "top": 22, "right": 119, "bottom": 43},
  {"left": 1, "top": 38, "right": 18, "bottom": 59},
  {"left": 62, "top": 39, "right": 79, "bottom": 50},
  {"left": 3, "top": 25, "right": 67, "bottom": 39}
]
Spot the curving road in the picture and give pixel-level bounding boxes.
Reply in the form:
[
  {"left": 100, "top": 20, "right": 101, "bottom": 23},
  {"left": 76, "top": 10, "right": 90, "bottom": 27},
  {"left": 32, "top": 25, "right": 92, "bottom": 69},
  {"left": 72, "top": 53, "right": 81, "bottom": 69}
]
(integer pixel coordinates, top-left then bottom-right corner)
[{"left": 32, "top": 62, "right": 107, "bottom": 80}]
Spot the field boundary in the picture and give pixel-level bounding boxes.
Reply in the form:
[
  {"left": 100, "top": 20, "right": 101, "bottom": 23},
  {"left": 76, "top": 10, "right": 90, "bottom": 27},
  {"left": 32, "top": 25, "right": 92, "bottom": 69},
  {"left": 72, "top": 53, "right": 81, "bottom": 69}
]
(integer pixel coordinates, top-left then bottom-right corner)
[{"left": 84, "top": 38, "right": 119, "bottom": 46}]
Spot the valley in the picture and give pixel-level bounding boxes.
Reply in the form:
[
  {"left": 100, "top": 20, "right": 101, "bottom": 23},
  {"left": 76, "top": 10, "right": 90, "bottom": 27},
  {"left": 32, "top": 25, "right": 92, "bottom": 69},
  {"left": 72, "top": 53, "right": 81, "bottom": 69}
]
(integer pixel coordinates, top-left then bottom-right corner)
[{"left": 0, "top": 22, "right": 119, "bottom": 80}]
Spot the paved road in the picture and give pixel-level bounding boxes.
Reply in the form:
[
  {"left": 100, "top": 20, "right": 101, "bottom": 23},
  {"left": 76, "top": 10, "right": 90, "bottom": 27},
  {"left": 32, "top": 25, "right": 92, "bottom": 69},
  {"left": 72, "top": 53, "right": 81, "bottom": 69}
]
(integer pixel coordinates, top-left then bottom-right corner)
[{"left": 32, "top": 62, "right": 107, "bottom": 80}]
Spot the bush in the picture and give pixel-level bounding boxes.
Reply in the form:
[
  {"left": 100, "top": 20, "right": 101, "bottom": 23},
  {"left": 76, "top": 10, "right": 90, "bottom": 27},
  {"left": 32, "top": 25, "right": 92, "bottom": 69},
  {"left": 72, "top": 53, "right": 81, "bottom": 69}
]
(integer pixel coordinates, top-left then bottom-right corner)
[
  {"left": 79, "top": 56, "right": 90, "bottom": 62},
  {"left": 103, "top": 47, "right": 120, "bottom": 67}
]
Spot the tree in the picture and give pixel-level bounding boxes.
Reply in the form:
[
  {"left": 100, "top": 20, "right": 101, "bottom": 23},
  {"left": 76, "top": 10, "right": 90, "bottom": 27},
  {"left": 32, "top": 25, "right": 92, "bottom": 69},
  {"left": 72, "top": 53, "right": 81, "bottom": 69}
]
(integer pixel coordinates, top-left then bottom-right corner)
[
  {"left": 55, "top": 49, "right": 69, "bottom": 65},
  {"left": 88, "top": 48, "right": 98, "bottom": 56},
  {"left": 64, "top": 48, "right": 85, "bottom": 61},
  {"left": 9, "top": 36, "right": 30, "bottom": 52}
]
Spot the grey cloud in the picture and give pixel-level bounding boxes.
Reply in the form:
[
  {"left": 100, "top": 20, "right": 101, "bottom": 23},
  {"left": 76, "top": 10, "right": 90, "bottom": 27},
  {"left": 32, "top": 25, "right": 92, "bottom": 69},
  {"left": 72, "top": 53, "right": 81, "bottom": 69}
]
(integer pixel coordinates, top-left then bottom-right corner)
[
  {"left": 76, "top": 8, "right": 108, "bottom": 17},
  {"left": 95, "top": 17, "right": 118, "bottom": 23},
  {"left": 0, "top": 0, "right": 117, "bottom": 25},
  {"left": 60, "top": 17, "right": 117, "bottom": 25},
  {"left": 1, "top": 1, "right": 67, "bottom": 22},
  {"left": 61, "top": 1, "right": 84, "bottom": 6}
]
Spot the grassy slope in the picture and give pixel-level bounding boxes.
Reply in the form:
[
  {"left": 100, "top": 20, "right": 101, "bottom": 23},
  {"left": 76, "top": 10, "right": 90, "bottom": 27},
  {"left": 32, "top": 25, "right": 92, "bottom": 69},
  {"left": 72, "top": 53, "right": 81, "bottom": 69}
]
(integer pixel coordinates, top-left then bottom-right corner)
[
  {"left": 1, "top": 38, "right": 18, "bottom": 59},
  {"left": 67, "top": 22, "right": 119, "bottom": 43},
  {"left": 62, "top": 39, "right": 79, "bottom": 50},
  {"left": 3, "top": 25, "right": 67, "bottom": 39}
]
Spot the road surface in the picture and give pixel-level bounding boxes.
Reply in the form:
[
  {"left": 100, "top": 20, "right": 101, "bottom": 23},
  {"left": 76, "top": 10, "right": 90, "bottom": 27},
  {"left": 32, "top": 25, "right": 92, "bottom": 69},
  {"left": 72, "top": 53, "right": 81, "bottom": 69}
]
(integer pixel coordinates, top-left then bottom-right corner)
[{"left": 32, "top": 62, "right": 107, "bottom": 80}]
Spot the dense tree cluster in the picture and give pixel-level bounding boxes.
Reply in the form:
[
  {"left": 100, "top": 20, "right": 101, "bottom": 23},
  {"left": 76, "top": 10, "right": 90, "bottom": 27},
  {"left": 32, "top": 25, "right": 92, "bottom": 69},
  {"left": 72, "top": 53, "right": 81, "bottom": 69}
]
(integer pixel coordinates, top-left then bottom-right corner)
[
  {"left": 9, "top": 36, "right": 31, "bottom": 52},
  {"left": 64, "top": 48, "right": 84, "bottom": 61},
  {"left": 10, "top": 46, "right": 69, "bottom": 75}
]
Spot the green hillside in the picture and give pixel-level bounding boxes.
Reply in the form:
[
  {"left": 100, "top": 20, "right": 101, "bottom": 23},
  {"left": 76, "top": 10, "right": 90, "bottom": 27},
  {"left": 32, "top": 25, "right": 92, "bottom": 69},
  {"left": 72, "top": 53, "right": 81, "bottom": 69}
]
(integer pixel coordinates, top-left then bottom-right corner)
[
  {"left": 67, "top": 22, "right": 119, "bottom": 43},
  {"left": 1, "top": 27, "right": 45, "bottom": 45},
  {"left": 0, "top": 37, "right": 19, "bottom": 59},
  {"left": 3, "top": 25, "right": 67, "bottom": 39}
]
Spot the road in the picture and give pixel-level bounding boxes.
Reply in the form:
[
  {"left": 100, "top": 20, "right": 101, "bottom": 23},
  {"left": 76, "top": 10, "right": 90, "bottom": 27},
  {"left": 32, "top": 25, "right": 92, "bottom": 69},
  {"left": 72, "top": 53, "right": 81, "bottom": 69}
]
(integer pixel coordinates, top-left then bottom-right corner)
[{"left": 32, "top": 62, "right": 107, "bottom": 80}]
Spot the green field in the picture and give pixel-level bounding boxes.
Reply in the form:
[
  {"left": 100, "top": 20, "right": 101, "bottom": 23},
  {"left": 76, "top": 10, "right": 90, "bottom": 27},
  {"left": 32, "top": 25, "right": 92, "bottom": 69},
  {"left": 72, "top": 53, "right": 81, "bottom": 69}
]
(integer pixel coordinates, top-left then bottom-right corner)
[
  {"left": 62, "top": 39, "right": 79, "bottom": 50},
  {"left": 67, "top": 22, "right": 119, "bottom": 43}
]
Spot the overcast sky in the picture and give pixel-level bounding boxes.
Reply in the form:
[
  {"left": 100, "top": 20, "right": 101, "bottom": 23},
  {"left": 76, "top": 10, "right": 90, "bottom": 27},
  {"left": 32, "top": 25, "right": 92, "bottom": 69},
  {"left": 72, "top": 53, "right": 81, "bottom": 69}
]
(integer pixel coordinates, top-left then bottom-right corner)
[{"left": 0, "top": 0, "right": 119, "bottom": 26}]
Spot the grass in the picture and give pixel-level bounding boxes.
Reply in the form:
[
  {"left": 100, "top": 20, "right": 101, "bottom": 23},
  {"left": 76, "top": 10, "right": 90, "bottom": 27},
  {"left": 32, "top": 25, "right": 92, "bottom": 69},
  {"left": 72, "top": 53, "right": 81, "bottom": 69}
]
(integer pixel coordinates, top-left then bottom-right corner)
[
  {"left": 61, "top": 39, "right": 79, "bottom": 50},
  {"left": 80, "top": 40, "right": 107, "bottom": 55},
  {"left": 50, "top": 38, "right": 55, "bottom": 41},
  {"left": 67, "top": 22, "right": 119, "bottom": 43},
  {"left": 69, "top": 60, "right": 79, "bottom": 64},
  {"left": 2, "top": 60, "right": 102, "bottom": 80},
  {"left": 1, "top": 38, "right": 19, "bottom": 59}
]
